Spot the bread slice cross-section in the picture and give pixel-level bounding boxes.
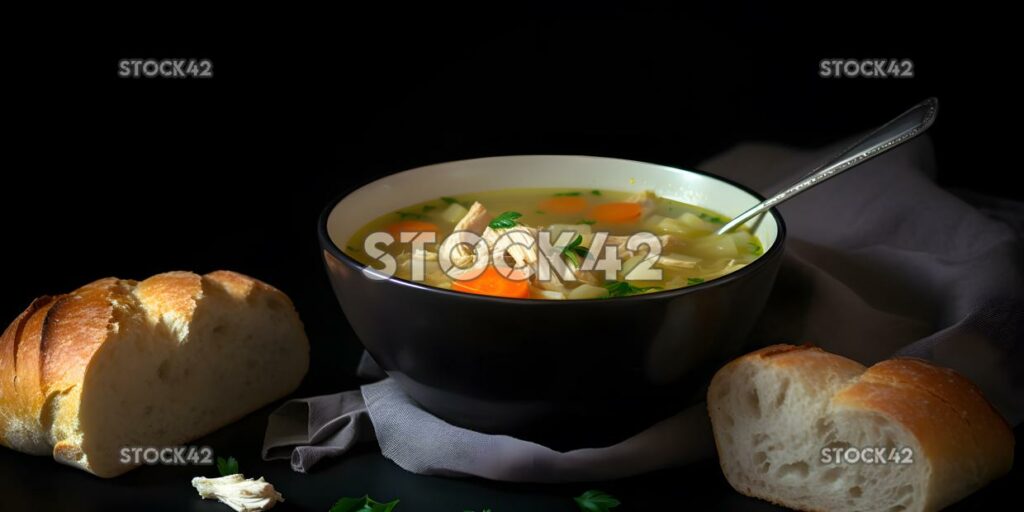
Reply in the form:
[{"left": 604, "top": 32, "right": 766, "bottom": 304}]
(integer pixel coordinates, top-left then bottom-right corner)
[
  {"left": 707, "top": 344, "right": 1013, "bottom": 512},
  {"left": 0, "top": 270, "right": 309, "bottom": 477}
]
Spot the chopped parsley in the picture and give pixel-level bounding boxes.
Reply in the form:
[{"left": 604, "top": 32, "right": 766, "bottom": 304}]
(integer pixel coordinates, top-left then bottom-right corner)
[
  {"left": 554, "top": 191, "right": 582, "bottom": 197},
  {"left": 216, "top": 456, "right": 238, "bottom": 476},
  {"left": 698, "top": 212, "right": 724, "bottom": 224},
  {"left": 329, "top": 496, "right": 400, "bottom": 512},
  {"left": 488, "top": 211, "right": 523, "bottom": 229},
  {"left": 603, "top": 281, "right": 662, "bottom": 297},
  {"left": 397, "top": 211, "right": 426, "bottom": 220},
  {"left": 561, "top": 234, "right": 589, "bottom": 268},
  {"left": 591, "top": 190, "right": 602, "bottom": 196},
  {"left": 686, "top": 277, "right": 705, "bottom": 286},
  {"left": 441, "top": 196, "right": 460, "bottom": 205},
  {"left": 421, "top": 204, "right": 436, "bottom": 212},
  {"left": 574, "top": 489, "right": 621, "bottom": 511}
]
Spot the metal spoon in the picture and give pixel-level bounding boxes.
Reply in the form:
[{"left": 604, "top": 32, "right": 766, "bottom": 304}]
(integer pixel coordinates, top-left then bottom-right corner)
[{"left": 715, "top": 97, "right": 939, "bottom": 235}]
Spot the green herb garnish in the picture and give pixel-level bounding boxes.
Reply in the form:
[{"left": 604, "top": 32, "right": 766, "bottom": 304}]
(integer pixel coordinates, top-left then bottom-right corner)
[
  {"left": 329, "top": 495, "right": 400, "bottom": 512},
  {"left": 441, "top": 196, "right": 460, "bottom": 205},
  {"left": 591, "top": 190, "right": 601, "bottom": 196},
  {"left": 577, "top": 219, "right": 597, "bottom": 225},
  {"left": 749, "top": 241, "right": 763, "bottom": 256},
  {"left": 603, "top": 281, "right": 662, "bottom": 297},
  {"left": 216, "top": 456, "right": 238, "bottom": 476},
  {"left": 422, "top": 204, "right": 436, "bottom": 212},
  {"left": 698, "top": 212, "right": 724, "bottom": 224},
  {"left": 397, "top": 211, "right": 426, "bottom": 220},
  {"left": 488, "top": 211, "right": 523, "bottom": 229},
  {"left": 574, "top": 489, "right": 620, "bottom": 511},
  {"left": 561, "top": 234, "right": 589, "bottom": 268},
  {"left": 687, "top": 277, "right": 705, "bottom": 286},
  {"left": 554, "top": 191, "right": 582, "bottom": 197}
]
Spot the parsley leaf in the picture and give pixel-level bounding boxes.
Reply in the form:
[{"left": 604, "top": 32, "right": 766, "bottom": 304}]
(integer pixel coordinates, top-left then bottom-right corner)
[
  {"left": 422, "top": 204, "right": 436, "bottom": 212},
  {"left": 561, "top": 234, "right": 589, "bottom": 268},
  {"left": 397, "top": 211, "right": 426, "bottom": 220},
  {"left": 591, "top": 189, "right": 602, "bottom": 196},
  {"left": 698, "top": 212, "right": 724, "bottom": 224},
  {"left": 554, "top": 191, "right": 582, "bottom": 197},
  {"left": 329, "top": 495, "right": 400, "bottom": 512},
  {"left": 488, "top": 211, "right": 523, "bottom": 229},
  {"left": 687, "top": 277, "right": 705, "bottom": 286},
  {"left": 216, "top": 456, "right": 238, "bottom": 476},
  {"left": 603, "top": 281, "right": 662, "bottom": 297},
  {"left": 574, "top": 489, "right": 620, "bottom": 511},
  {"left": 441, "top": 196, "right": 460, "bottom": 205}
]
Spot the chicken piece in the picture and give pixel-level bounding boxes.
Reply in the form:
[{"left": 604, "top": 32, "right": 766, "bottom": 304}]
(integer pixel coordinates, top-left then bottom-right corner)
[
  {"left": 625, "top": 190, "right": 658, "bottom": 218},
  {"left": 453, "top": 201, "right": 491, "bottom": 235},
  {"left": 482, "top": 225, "right": 538, "bottom": 269},
  {"left": 451, "top": 201, "right": 492, "bottom": 263},
  {"left": 656, "top": 252, "right": 700, "bottom": 269}
]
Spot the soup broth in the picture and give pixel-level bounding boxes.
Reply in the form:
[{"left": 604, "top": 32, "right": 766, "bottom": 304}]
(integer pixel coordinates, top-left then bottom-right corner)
[{"left": 345, "top": 188, "right": 762, "bottom": 299}]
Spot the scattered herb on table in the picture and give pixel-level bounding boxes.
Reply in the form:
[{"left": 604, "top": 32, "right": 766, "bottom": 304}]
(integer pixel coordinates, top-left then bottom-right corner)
[
  {"left": 574, "top": 489, "right": 620, "bottom": 511},
  {"left": 561, "top": 234, "right": 589, "bottom": 268},
  {"left": 603, "top": 281, "right": 662, "bottom": 297},
  {"left": 488, "top": 211, "right": 523, "bottom": 229},
  {"left": 554, "top": 191, "right": 582, "bottom": 197},
  {"left": 329, "top": 495, "right": 400, "bottom": 512},
  {"left": 687, "top": 277, "right": 705, "bottom": 286},
  {"left": 215, "top": 456, "right": 238, "bottom": 476}
]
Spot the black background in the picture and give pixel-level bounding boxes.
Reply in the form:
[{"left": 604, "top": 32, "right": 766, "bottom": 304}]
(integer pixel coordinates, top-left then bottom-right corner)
[{"left": 5, "top": 8, "right": 1021, "bottom": 511}]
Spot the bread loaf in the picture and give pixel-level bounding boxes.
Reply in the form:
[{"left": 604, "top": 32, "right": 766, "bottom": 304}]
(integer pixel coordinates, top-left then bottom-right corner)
[
  {"left": 0, "top": 270, "right": 309, "bottom": 477},
  {"left": 707, "top": 344, "right": 1013, "bottom": 512}
]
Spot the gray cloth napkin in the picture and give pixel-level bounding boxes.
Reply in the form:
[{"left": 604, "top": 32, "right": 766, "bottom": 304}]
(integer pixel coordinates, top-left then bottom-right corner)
[{"left": 263, "top": 135, "right": 1024, "bottom": 481}]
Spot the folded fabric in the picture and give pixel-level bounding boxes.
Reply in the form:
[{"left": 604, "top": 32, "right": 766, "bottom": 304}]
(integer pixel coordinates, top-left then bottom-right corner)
[{"left": 263, "top": 135, "right": 1023, "bottom": 481}]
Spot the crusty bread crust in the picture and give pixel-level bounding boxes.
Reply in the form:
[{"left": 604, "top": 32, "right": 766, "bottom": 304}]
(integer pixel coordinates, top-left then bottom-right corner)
[
  {"left": 708, "top": 344, "right": 1014, "bottom": 512},
  {"left": 0, "top": 270, "right": 308, "bottom": 476}
]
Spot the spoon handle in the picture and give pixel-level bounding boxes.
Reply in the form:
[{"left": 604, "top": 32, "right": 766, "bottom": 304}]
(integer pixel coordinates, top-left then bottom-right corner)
[{"left": 715, "top": 97, "right": 939, "bottom": 235}]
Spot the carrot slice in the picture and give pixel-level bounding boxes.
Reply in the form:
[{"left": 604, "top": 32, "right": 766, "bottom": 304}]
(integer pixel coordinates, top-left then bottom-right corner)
[
  {"left": 386, "top": 220, "right": 439, "bottom": 237},
  {"left": 591, "top": 202, "right": 643, "bottom": 223},
  {"left": 539, "top": 196, "right": 588, "bottom": 214},
  {"left": 452, "top": 265, "right": 530, "bottom": 298}
]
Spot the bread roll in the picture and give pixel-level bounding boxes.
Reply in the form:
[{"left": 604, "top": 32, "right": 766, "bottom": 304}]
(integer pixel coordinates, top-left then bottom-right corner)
[
  {"left": 0, "top": 270, "right": 309, "bottom": 477},
  {"left": 707, "top": 344, "right": 1013, "bottom": 512}
]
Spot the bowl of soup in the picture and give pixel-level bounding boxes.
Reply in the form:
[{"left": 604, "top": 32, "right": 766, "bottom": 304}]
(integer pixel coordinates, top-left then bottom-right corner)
[{"left": 319, "top": 155, "right": 785, "bottom": 445}]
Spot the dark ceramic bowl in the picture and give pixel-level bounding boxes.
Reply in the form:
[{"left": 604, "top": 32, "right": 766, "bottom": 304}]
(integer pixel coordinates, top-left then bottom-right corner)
[{"left": 319, "top": 156, "right": 785, "bottom": 446}]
